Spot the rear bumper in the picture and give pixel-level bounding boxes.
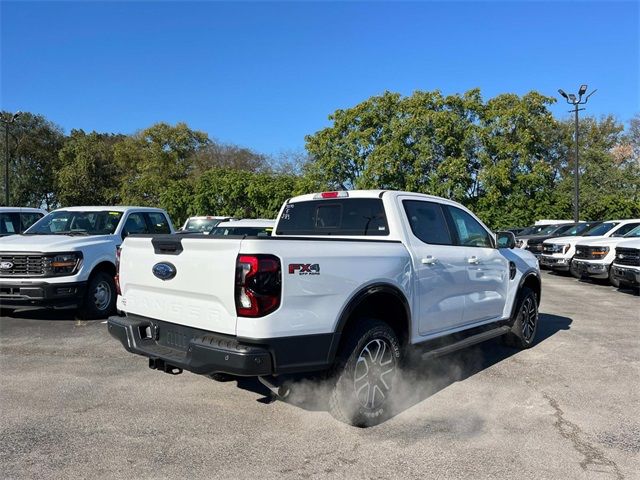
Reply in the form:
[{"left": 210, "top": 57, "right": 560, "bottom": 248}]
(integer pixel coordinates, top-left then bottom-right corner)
[
  {"left": 572, "top": 260, "right": 609, "bottom": 279},
  {"left": 107, "top": 314, "right": 338, "bottom": 377},
  {"left": 612, "top": 265, "right": 640, "bottom": 286},
  {"left": 540, "top": 255, "right": 570, "bottom": 270},
  {"left": 0, "top": 281, "right": 86, "bottom": 308}
]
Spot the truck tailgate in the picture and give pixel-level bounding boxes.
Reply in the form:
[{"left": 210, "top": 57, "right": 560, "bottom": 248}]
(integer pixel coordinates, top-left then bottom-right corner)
[{"left": 118, "top": 236, "right": 240, "bottom": 335}]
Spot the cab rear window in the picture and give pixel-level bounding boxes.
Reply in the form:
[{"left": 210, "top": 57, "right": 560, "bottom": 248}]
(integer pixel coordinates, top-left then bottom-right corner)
[{"left": 276, "top": 199, "right": 389, "bottom": 236}]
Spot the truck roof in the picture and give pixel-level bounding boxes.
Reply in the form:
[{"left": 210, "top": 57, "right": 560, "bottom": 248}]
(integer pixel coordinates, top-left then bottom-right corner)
[
  {"left": 52, "top": 206, "right": 166, "bottom": 213},
  {"left": 0, "top": 207, "right": 48, "bottom": 214},
  {"left": 288, "top": 190, "right": 461, "bottom": 205}
]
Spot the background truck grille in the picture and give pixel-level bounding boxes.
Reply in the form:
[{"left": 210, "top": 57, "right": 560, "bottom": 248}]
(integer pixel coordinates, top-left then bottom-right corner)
[
  {"left": 615, "top": 247, "right": 640, "bottom": 267},
  {"left": 526, "top": 241, "right": 544, "bottom": 253},
  {"left": 0, "top": 254, "right": 46, "bottom": 277},
  {"left": 574, "top": 246, "right": 603, "bottom": 260}
]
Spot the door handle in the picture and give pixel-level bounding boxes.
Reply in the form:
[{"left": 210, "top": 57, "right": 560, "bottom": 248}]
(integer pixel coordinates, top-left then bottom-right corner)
[
  {"left": 467, "top": 256, "right": 480, "bottom": 264},
  {"left": 421, "top": 256, "right": 438, "bottom": 265}
]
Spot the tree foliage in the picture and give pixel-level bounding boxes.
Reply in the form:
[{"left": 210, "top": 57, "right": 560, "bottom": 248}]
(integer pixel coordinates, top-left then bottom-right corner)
[
  {"left": 4, "top": 100, "right": 639, "bottom": 229},
  {"left": 305, "top": 89, "right": 640, "bottom": 228},
  {"left": 56, "top": 130, "right": 125, "bottom": 206},
  {"left": 1, "top": 112, "right": 64, "bottom": 208}
]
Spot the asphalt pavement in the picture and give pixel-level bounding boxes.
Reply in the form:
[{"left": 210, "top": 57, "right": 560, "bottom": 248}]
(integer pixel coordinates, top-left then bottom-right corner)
[{"left": 1, "top": 271, "right": 638, "bottom": 480}]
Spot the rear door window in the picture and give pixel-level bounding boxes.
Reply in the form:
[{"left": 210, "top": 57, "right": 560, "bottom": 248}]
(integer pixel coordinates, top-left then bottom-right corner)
[
  {"left": 276, "top": 199, "right": 389, "bottom": 236},
  {"left": 402, "top": 200, "right": 453, "bottom": 245},
  {"left": 146, "top": 212, "right": 171, "bottom": 234}
]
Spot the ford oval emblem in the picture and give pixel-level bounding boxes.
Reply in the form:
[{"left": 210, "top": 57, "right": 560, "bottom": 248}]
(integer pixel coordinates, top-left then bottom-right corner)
[
  {"left": 0, "top": 261, "right": 14, "bottom": 270},
  {"left": 152, "top": 262, "right": 176, "bottom": 280}
]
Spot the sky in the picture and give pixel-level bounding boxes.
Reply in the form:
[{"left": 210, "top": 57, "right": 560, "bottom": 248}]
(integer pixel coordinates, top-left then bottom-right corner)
[{"left": 1, "top": 1, "right": 638, "bottom": 155}]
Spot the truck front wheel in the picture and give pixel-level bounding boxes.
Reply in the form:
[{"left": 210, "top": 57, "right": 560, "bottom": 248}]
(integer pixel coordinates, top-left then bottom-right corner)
[
  {"left": 503, "top": 287, "right": 538, "bottom": 349},
  {"left": 329, "top": 319, "right": 401, "bottom": 427},
  {"left": 79, "top": 271, "right": 116, "bottom": 320}
]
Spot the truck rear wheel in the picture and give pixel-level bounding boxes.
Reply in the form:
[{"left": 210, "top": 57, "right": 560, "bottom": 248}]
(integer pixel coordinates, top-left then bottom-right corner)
[
  {"left": 329, "top": 319, "right": 401, "bottom": 427},
  {"left": 503, "top": 287, "right": 538, "bottom": 349},
  {"left": 79, "top": 271, "right": 116, "bottom": 320}
]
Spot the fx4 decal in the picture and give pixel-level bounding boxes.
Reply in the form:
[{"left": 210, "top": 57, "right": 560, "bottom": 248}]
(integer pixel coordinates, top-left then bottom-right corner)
[{"left": 289, "top": 263, "right": 320, "bottom": 275}]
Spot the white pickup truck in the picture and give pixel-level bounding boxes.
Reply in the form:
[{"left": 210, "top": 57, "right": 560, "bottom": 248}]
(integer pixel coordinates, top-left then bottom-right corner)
[
  {"left": 572, "top": 225, "right": 640, "bottom": 287},
  {"left": 0, "top": 206, "right": 174, "bottom": 318},
  {"left": 108, "top": 190, "right": 541, "bottom": 426},
  {"left": 611, "top": 239, "right": 640, "bottom": 288},
  {"left": 540, "top": 219, "right": 640, "bottom": 277}
]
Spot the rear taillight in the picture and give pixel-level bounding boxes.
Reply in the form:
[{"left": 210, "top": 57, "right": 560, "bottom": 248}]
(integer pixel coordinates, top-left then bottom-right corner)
[
  {"left": 115, "top": 246, "right": 122, "bottom": 295},
  {"left": 235, "top": 254, "right": 281, "bottom": 317}
]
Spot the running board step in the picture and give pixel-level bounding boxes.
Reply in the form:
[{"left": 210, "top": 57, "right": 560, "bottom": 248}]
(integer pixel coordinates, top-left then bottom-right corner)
[{"left": 420, "top": 325, "right": 511, "bottom": 360}]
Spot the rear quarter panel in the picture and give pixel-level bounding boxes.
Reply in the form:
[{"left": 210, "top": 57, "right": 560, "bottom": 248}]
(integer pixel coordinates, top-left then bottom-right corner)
[{"left": 237, "top": 238, "right": 413, "bottom": 339}]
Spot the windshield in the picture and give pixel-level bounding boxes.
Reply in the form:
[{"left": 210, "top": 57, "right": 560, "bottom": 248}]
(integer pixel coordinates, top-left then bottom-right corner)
[
  {"left": 584, "top": 222, "right": 618, "bottom": 237},
  {"left": 520, "top": 225, "right": 549, "bottom": 236},
  {"left": 210, "top": 226, "right": 272, "bottom": 237},
  {"left": 539, "top": 224, "right": 566, "bottom": 235},
  {"left": 568, "top": 222, "right": 599, "bottom": 236},
  {"left": 0, "top": 213, "right": 20, "bottom": 235},
  {"left": 623, "top": 225, "right": 640, "bottom": 238},
  {"left": 184, "top": 218, "right": 223, "bottom": 233},
  {"left": 25, "top": 210, "right": 123, "bottom": 235}
]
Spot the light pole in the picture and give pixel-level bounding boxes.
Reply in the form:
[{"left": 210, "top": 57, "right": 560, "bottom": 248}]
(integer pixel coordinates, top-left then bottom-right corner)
[
  {"left": 1, "top": 111, "right": 21, "bottom": 206},
  {"left": 557, "top": 85, "right": 596, "bottom": 223}
]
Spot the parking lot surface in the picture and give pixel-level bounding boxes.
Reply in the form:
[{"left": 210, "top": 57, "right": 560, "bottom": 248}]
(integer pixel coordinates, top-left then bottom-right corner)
[{"left": 1, "top": 271, "right": 638, "bottom": 480}]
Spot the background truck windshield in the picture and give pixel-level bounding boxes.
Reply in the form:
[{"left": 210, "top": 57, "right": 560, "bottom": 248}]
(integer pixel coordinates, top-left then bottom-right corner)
[
  {"left": 184, "top": 218, "right": 223, "bottom": 233},
  {"left": 26, "top": 211, "right": 123, "bottom": 235},
  {"left": 276, "top": 198, "right": 389, "bottom": 236},
  {"left": 210, "top": 226, "right": 272, "bottom": 237}
]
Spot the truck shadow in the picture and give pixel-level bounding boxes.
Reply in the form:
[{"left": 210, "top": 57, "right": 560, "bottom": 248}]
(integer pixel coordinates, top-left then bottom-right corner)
[
  {"left": 233, "top": 312, "right": 572, "bottom": 423},
  {"left": 3, "top": 307, "right": 82, "bottom": 321}
]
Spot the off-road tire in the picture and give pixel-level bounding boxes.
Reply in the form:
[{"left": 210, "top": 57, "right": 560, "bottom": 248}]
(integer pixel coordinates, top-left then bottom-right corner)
[
  {"left": 78, "top": 271, "right": 116, "bottom": 320},
  {"left": 569, "top": 259, "right": 582, "bottom": 279},
  {"left": 608, "top": 266, "right": 621, "bottom": 289},
  {"left": 329, "top": 318, "right": 401, "bottom": 427},
  {"left": 502, "top": 287, "right": 538, "bottom": 349}
]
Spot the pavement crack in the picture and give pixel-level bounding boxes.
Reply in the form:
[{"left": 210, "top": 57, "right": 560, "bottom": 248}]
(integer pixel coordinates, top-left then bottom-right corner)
[{"left": 543, "top": 393, "right": 623, "bottom": 480}]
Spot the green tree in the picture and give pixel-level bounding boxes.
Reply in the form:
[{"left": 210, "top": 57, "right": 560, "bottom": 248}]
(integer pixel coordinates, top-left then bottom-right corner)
[
  {"left": 56, "top": 130, "right": 125, "bottom": 206},
  {"left": 1, "top": 112, "right": 64, "bottom": 208},
  {"left": 191, "top": 168, "right": 301, "bottom": 219},
  {"left": 557, "top": 115, "right": 640, "bottom": 220},
  {"left": 114, "top": 122, "right": 210, "bottom": 206},
  {"left": 304, "top": 89, "right": 563, "bottom": 228}
]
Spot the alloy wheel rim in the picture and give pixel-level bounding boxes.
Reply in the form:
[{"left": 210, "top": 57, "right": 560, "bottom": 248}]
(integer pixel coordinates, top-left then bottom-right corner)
[
  {"left": 353, "top": 338, "right": 396, "bottom": 410},
  {"left": 521, "top": 297, "right": 537, "bottom": 342},
  {"left": 94, "top": 280, "right": 112, "bottom": 311}
]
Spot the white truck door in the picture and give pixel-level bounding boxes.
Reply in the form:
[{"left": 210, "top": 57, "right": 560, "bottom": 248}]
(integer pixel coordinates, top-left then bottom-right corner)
[
  {"left": 445, "top": 205, "right": 509, "bottom": 323},
  {"left": 399, "top": 198, "right": 467, "bottom": 335}
]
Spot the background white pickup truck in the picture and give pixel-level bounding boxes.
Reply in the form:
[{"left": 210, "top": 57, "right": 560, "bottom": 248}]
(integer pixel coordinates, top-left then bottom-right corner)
[
  {"left": 540, "top": 219, "right": 640, "bottom": 277},
  {"left": 0, "top": 206, "right": 174, "bottom": 318},
  {"left": 611, "top": 239, "right": 640, "bottom": 288},
  {"left": 572, "top": 225, "right": 640, "bottom": 287},
  {"left": 108, "top": 190, "right": 540, "bottom": 426}
]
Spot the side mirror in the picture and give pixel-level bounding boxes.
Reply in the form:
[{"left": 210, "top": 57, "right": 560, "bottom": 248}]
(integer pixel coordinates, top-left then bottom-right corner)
[
  {"left": 496, "top": 231, "right": 516, "bottom": 249},
  {"left": 121, "top": 230, "right": 129, "bottom": 240}
]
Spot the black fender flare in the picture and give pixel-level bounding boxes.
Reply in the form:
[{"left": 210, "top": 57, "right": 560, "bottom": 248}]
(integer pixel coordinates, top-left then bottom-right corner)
[
  {"left": 327, "top": 283, "right": 412, "bottom": 363},
  {"left": 509, "top": 269, "right": 541, "bottom": 321}
]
